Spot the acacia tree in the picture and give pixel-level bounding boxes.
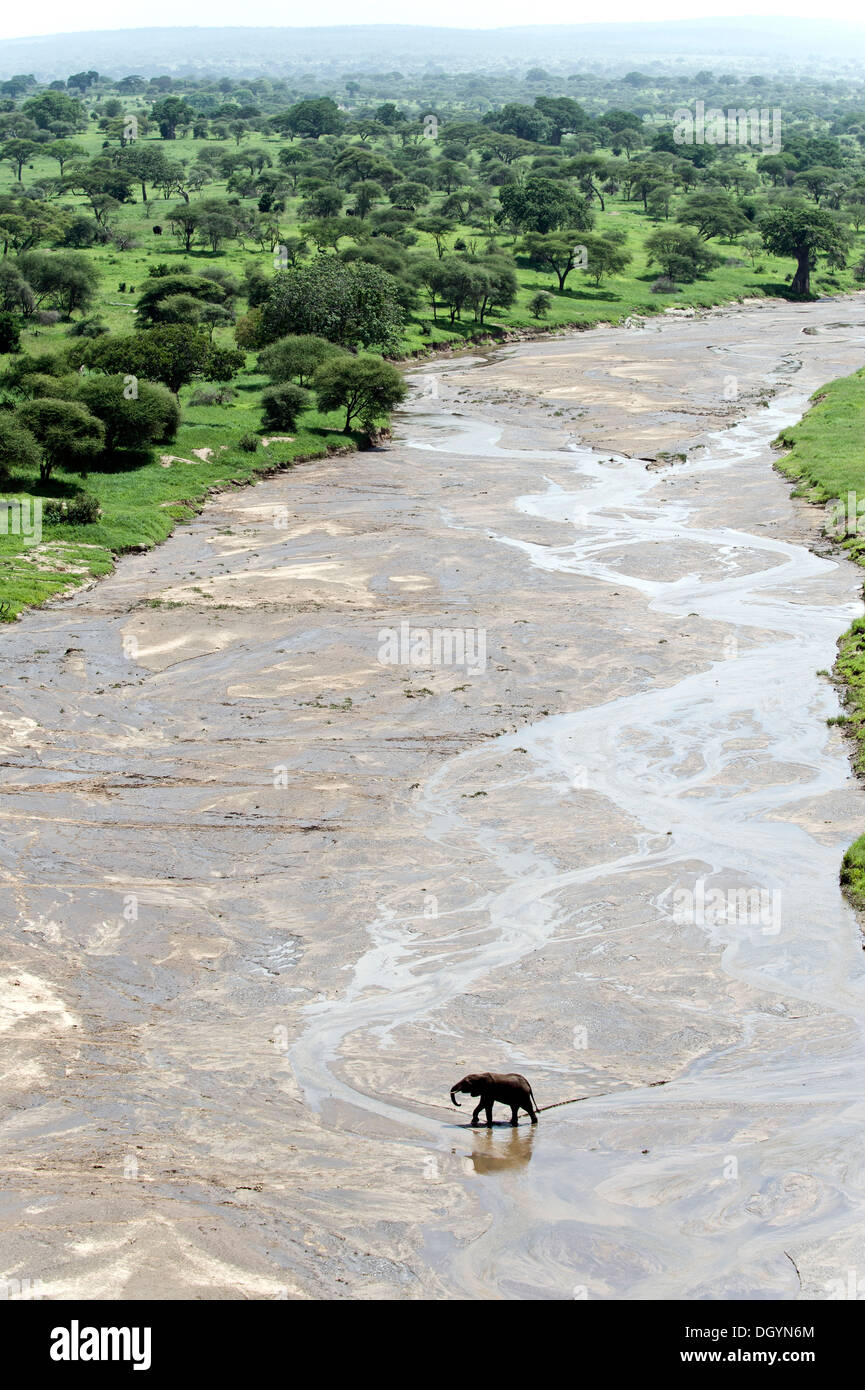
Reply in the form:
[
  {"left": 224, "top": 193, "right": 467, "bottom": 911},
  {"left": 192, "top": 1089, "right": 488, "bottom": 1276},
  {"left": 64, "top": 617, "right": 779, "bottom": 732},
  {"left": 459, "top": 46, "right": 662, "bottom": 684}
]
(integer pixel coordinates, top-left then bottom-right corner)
[
  {"left": 120, "top": 145, "right": 171, "bottom": 202},
  {"left": 167, "top": 204, "right": 200, "bottom": 252},
  {"left": 281, "top": 98, "right": 342, "bottom": 140},
  {"left": 677, "top": 192, "right": 749, "bottom": 241},
  {"left": 15, "top": 398, "right": 104, "bottom": 482},
  {"left": 580, "top": 233, "right": 633, "bottom": 287},
  {"left": 135, "top": 273, "right": 228, "bottom": 324},
  {"left": 760, "top": 204, "right": 850, "bottom": 295},
  {"left": 45, "top": 139, "right": 85, "bottom": 176},
  {"left": 314, "top": 355, "right": 407, "bottom": 433},
  {"left": 16, "top": 251, "right": 99, "bottom": 318},
  {"left": 522, "top": 232, "right": 587, "bottom": 292},
  {"left": 2, "top": 139, "right": 38, "bottom": 181}
]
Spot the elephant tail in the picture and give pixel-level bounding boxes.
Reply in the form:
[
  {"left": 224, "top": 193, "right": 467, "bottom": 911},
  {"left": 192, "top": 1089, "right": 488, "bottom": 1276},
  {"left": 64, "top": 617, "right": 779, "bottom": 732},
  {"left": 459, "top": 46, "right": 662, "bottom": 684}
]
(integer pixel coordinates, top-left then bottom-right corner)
[{"left": 529, "top": 1088, "right": 539, "bottom": 1115}]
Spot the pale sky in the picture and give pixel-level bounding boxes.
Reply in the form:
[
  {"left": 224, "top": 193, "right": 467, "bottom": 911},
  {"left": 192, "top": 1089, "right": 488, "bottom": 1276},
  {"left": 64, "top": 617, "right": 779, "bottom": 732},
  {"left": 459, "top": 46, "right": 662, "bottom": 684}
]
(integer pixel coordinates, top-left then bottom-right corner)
[{"left": 2, "top": 0, "right": 865, "bottom": 42}]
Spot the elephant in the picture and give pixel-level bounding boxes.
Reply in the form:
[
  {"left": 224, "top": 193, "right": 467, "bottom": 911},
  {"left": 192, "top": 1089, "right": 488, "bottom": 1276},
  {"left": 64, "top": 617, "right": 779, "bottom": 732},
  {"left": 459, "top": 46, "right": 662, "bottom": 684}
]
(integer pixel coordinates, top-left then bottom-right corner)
[{"left": 450, "top": 1072, "right": 538, "bottom": 1127}]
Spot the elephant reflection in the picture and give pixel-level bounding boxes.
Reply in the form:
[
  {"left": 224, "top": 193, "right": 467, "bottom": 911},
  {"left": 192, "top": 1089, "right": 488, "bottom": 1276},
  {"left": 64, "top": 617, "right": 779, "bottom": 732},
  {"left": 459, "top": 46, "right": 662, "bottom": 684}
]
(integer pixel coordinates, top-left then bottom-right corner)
[{"left": 468, "top": 1127, "right": 536, "bottom": 1175}]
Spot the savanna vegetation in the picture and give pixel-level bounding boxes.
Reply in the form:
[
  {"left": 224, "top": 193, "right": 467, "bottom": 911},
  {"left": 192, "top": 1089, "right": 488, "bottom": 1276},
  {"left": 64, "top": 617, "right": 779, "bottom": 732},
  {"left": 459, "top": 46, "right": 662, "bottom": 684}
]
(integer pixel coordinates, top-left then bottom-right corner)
[{"left": 3, "top": 62, "right": 865, "bottom": 616}]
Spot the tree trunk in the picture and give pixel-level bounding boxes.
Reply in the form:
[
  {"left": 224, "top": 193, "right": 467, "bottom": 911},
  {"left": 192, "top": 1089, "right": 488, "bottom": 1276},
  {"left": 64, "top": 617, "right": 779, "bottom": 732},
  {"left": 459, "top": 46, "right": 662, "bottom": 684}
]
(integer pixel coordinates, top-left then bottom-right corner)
[{"left": 790, "top": 247, "right": 811, "bottom": 296}]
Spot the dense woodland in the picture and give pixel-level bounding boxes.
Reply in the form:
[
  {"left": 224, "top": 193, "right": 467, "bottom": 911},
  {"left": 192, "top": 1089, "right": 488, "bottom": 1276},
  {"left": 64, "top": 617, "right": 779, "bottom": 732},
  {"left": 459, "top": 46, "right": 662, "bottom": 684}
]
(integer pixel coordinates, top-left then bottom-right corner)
[{"left": 2, "top": 61, "right": 865, "bottom": 614}]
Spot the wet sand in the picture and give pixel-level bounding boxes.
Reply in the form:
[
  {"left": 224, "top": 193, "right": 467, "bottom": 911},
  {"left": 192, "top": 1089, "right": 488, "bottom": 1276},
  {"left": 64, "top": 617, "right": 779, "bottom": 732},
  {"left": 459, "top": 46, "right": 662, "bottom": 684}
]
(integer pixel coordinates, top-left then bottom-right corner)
[{"left": 3, "top": 297, "right": 865, "bottom": 1299}]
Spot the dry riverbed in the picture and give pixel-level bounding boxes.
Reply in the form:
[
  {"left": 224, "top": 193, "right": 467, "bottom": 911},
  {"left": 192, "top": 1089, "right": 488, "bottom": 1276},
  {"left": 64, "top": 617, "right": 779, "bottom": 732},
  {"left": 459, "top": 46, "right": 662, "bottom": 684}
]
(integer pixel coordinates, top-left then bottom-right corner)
[{"left": 3, "top": 297, "right": 865, "bottom": 1299}]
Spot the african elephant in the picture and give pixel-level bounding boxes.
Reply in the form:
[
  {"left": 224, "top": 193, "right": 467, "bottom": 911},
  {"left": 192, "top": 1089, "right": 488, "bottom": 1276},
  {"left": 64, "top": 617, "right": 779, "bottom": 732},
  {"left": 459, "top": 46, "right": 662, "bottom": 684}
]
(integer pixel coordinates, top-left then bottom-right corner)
[{"left": 450, "top": 1072, "right": 538, "bottom": 1127}]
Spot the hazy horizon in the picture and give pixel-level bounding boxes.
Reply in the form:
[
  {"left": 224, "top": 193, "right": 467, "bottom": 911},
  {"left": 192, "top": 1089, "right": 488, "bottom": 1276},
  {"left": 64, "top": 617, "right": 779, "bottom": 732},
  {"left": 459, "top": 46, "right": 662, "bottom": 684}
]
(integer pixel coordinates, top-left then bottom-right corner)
[
  {"left": 2, "top": 4, "right": 865, "bottom": 42},
  {"left": 4, "top": 15, "right": 865, "bottom": 81}
]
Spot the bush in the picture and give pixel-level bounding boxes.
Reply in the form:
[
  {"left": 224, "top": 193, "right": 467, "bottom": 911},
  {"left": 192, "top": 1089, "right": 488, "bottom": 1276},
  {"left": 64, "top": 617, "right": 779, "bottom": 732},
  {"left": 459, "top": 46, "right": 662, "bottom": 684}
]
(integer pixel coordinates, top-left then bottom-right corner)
[
  {"left": 528, "top": 291, "right": 553, "bottom": 320},
  {"left": 651, "top": 276, "right": 679, "bottom": 294},
  {"left": 260, "top": 383, "right": 312, "bottom": 431},
  {"left": 235, "top": 309, "right": 265, "bottom": 349},
  {"left": 77, "top": 376, "right": 180, "bottom": 452},
  {"left": 43, "top": 493, "right": 101, "bottom": 525},
  {"left": 645, "top": 227, "right": 721, "bottom": 283},
  {"left": 62, "top": 217, "right": 109, "bottom": 248},
  {"left": 238, "top": 432, "right": 260, "bottom": 452},
  {"left": 33, "top": 309, "right": 61, "bottom": 327},
  {"left": 257, "top": 334, "right": 347, "bottom": 387},
  {"left": 67, "top": 317, "right": 108, "bottom": 338},
  {"left": 188, "top": 386, "right": 236, "bottom": 406}
]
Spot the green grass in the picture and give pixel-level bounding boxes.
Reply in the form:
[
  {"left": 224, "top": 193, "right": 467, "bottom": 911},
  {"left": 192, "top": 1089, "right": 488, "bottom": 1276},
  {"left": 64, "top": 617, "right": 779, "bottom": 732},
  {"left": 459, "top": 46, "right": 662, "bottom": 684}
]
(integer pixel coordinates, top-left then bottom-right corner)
[
  {"left": 773, "top": 369, "right": 865, "bottom": 909},
  {"left": 775, "top": 368, "right": 865, "bottom": 549},
  {"left": 841, "top": 832, "right": 865, "bottom": 912}
]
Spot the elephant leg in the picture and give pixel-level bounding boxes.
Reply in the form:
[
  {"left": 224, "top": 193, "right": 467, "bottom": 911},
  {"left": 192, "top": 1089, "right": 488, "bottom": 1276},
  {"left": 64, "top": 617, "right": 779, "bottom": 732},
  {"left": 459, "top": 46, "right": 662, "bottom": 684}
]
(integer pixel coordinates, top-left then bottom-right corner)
[
  {"left": 484, "top": 1101, "right": 493, "bottom": 1127},
  {"left": 471, "top": 1102, "right": 483, "bottom": 1126},
  {"left": 510, "top": 1106, "right": 520, "bottom": 1126},
  {"left": 527, "top": 1101, "right": 538, "bottom": 1124}
]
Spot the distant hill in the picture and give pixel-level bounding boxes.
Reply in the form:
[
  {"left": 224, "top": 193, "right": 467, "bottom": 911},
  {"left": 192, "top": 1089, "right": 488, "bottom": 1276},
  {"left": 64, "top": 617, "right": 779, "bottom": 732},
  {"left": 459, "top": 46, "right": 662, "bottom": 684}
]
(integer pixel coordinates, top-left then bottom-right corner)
[{"left": 3, "top": 19, "right": 865, "bottom": 80}]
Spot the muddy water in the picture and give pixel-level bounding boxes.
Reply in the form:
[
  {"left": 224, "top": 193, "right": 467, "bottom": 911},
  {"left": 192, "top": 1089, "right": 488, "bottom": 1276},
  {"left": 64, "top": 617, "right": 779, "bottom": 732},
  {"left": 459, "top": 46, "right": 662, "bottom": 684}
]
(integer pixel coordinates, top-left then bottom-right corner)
[{"left": 4, "top": 298, "right": 865, "bottom": 1299}]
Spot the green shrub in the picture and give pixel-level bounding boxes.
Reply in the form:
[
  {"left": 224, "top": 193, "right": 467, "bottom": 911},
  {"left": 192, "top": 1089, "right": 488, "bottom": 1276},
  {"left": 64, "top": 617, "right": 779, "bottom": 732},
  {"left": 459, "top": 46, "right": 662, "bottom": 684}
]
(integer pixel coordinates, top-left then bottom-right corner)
[
  {"left": 43, "top": 493, "right": 101, "bottom": 525},
  {"left": 260, "top": 383, "right": 311, "bottom": 431},
  {"left": 528, "top": 292, "right": 552, "bottom": 320}
]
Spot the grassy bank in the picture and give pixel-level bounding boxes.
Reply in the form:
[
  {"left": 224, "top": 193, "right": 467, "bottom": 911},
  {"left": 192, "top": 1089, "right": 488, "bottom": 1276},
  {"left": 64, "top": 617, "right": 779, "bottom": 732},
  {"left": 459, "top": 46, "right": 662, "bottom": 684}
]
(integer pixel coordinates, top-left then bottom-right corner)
[
  {"left": 0, "top": 384, "right": 356, "bottom": 619},
  {"left": 773, "top": 366, "right": 865, "bottom": 909}
]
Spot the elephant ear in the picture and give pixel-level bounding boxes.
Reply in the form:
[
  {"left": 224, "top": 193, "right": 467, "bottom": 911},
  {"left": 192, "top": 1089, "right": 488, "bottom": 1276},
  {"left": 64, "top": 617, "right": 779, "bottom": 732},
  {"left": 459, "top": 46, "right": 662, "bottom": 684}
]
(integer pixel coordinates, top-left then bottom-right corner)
[{"left": 478, "top": 1072, "right": 494, "bottom": 1085}]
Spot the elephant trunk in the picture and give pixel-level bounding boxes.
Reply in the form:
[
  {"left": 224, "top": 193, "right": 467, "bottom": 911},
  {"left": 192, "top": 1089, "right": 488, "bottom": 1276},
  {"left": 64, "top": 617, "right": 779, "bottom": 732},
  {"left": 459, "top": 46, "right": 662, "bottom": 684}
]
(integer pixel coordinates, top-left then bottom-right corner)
[{"left": 450, "top": 1088, "right": 461, "bottom": 1107}]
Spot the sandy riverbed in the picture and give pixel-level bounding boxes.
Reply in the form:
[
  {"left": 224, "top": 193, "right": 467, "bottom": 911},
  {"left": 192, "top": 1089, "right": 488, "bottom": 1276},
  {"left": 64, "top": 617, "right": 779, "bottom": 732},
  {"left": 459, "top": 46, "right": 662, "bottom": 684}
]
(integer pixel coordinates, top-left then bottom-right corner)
[{"left": 3, "top": 297, "right": 865, "bottom": 1299}]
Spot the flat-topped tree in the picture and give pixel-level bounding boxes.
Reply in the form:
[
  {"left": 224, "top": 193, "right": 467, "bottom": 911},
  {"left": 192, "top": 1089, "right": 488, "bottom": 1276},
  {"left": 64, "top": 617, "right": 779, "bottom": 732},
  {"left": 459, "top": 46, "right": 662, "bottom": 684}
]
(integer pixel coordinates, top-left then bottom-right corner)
[
  {"left": 760, "top": 203, "right": 850, "bottom": 296},
  {"left": 314, "top": 356, "right": 407, "bottom": 434}
]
